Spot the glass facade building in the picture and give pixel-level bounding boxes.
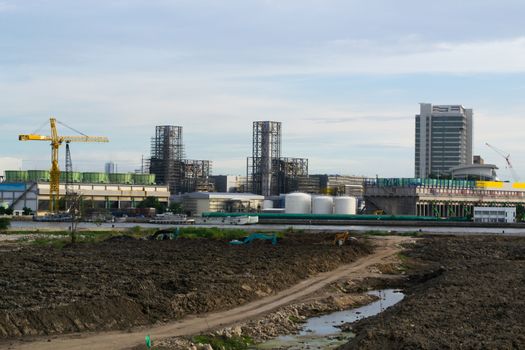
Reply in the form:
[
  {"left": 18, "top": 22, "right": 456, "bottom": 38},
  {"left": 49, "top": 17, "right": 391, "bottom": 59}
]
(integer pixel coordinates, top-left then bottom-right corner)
[{"left": 415, "top": 103, "right": 473, "bottom": 178}]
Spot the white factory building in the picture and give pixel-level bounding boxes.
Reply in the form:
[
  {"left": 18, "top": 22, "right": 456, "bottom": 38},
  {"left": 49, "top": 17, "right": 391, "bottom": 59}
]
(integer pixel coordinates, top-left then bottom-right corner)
[{"left": 0, "top": 182, "right": 170, "bottom": 215}]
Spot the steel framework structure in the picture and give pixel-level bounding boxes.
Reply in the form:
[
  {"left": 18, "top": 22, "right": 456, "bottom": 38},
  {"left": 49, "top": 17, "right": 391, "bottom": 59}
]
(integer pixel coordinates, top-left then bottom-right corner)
[
  {"left": 149, "top": 126, "right": 185, "bottom": 193},
  {"left": 247, "top": 121, "right": 281, "bottom": 196},
  {"left": 180, "top": 159, "right": 213, "bottom": 193}
]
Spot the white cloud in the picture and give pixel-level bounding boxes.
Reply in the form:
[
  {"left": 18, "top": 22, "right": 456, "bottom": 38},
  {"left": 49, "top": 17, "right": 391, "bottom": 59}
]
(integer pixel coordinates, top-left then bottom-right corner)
[{"left": 0, "top": 157, "right": 22, "bottom": 176}]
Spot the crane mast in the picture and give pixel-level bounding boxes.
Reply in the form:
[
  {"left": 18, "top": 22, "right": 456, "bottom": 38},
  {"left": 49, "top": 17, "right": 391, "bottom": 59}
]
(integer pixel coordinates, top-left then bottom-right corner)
[{"left": 19, "top": 117, "right": 109, "bottom": 213}]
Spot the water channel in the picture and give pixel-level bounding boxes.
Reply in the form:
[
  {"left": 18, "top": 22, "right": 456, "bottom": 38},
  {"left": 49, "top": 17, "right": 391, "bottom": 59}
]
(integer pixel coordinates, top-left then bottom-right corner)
[{"left": 254, "top": 289, "right": 405, "bottom": 349}]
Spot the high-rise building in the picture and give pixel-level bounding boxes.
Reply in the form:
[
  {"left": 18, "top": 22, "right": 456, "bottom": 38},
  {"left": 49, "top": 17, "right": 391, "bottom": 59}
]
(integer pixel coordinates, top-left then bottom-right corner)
[
  {"left": 415, "top": 103, "right": 473, "bottom": 178},
  {"left": 104, "top": 161, "right": 117, "bottom": 174}
]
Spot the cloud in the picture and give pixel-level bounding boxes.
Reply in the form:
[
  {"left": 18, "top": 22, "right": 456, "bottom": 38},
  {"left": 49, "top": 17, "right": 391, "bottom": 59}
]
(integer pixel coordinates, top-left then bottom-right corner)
[{"left": 0, "top": 1, "right": 15, "bottom": 12}]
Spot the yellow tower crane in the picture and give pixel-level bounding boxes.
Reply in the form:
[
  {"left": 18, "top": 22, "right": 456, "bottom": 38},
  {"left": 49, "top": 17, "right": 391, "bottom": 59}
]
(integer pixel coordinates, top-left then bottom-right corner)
[{"left": 19, "top": 117, "right": 109, "bottom": 213}]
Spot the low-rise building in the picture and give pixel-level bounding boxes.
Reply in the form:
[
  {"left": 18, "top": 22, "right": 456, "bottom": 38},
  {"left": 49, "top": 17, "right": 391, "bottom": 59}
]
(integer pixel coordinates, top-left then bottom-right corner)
[
  {"left": 0, "top": 182, "right": 170, "bottom": 215},
  {"left": 473, "top": 206, "right": 516, "bottom": 223},
  {"left": 365, "top": 178, "right": 525, "bottom": 218},
  {"left": 182, "top": 192, "right": 264, "bottom": 216}
]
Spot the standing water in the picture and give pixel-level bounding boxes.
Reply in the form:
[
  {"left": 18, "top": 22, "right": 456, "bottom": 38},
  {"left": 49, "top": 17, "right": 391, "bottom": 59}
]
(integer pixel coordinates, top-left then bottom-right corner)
[{"left": 255, "top": 289, "right": 404, "bottom": 349}]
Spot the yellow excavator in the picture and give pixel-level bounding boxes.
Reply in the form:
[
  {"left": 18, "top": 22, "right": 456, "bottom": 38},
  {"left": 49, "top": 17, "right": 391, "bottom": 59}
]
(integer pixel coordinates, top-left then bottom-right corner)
[{"left": 19, "top": 117, "right": 108, "bottom": 213}]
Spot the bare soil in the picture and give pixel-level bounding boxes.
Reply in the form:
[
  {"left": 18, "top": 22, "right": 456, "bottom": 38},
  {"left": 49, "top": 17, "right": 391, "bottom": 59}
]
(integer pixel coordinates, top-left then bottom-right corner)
[
  {"left": 0, "top": 233, "right": 372, "bottom": 341},
  {"left": 340, "top": 236, "right": 525, "bottom": 350}
]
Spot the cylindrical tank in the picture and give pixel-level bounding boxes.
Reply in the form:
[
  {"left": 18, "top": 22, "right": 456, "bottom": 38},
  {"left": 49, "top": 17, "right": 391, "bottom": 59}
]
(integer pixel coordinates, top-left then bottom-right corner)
[
  {"left": 312, "top": 196, "right": 333, "bottom": 214},
  {"left": 285, "top": 192, "right": 312, "bottom": 214},
  {"left": 82, "top": 172, "right": 109, "bottom": 183},
  {"left": 27, "top": 170, "right": 50, "bottom": 182},
  {"left": 108, "top": 173, "right": 133, "bottom": 184},
  {"left": 263, "top": 199, "right": 274, "bottom": 209},
  {"left": 132, "top": 173, "right": 156, "bottom": 185},
  {"left": 4, "top": 170, "right": 28, "bottom": 182},
  {"left": 334, "top": 196, "right": 357, "bottom": 215},
  {"left": 59, "top": 171, "right": 83, "bottom": 183}
]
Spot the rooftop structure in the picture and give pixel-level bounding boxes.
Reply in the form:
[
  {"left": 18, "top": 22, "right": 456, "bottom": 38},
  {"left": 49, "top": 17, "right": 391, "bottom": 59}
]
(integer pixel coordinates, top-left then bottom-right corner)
[{"left": 415, "top": 103, "right": 473, "bottom": 178}]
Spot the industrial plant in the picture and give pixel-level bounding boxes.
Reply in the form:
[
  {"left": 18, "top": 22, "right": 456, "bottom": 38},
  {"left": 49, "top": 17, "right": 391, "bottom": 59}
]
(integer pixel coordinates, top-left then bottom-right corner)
[{"left": 1, "top": 104, "right": 524, "bottom": 225}]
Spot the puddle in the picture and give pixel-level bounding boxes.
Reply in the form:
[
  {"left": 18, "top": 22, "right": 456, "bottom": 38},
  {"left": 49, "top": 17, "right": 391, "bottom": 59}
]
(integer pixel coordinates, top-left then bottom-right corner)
[{"left": 254, "top": 289, "right": 404, "bottom": 349}]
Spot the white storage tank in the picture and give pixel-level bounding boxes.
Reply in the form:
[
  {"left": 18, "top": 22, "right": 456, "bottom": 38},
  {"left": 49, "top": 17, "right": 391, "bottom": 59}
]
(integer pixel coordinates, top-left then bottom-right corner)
[
  {"left": 334, "top": 196, "right": 357, "bottom": 215},
  {"left": 312, "top": 196, "right": 333, "bottom": 214},
  {"left": 263, "top": 199, "right": 274, "bottom": 209},
  {"left": 285, "top": 192, "right": 312, "bottom": 214}
]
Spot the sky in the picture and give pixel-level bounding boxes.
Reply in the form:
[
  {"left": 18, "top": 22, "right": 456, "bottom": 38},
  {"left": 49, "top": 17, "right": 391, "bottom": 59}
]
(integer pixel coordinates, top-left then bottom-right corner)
[{"left": 1, "top": 0, "right": 525, "bottom": 180}]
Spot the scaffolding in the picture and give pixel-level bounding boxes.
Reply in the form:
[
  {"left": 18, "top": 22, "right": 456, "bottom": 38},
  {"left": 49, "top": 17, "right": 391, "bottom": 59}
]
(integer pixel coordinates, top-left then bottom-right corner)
[
  {"left": 274, "top": 157, "right": 309, "bottom": 194},
  {"left": 148, "top": 126, "right": 213, "bottom": 194},
  {"left": 149, "top": 126, "right": 185, "bottom": 193},
  {"left": 180, "top": 159, "right": 213, "bottom": 193},
  {"left": 248, "top": 121, "right": 281, "bottom": 196}
]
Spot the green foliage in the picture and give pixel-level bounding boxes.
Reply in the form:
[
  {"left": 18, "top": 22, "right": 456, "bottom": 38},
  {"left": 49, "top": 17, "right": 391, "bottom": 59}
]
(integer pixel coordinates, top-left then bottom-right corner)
[
  {"left": 137, "top": 196, "right": 166, "bottom": 214},
  {"left": 360, "top": 230, "right": 421, "bottom": 237},
  {"left": 0, "top": 207, "right": 13, "bottom": 215},
  {"left": 288, "top": 315, "right": 303, "bottom": 323},
  {"left": 192, "top": 335, "right": 254, "bottom": 350},
  {"left": 22, "top": 207, "right": 33, "bottom": 215},
  {"left": 516, "top": 204, "right": 525, "bottom": 222},
  {"left": 0, "top": 217, "right": 10, "bottom": 230},
  {"left": 178, "top": 227, "right": 284, "bottom": 241},
  {"left": 179, "top": 227, "right": 249, "bottom": 240},
  {"left": 168, "top": 202, "right": 184, "bottom": 214}
]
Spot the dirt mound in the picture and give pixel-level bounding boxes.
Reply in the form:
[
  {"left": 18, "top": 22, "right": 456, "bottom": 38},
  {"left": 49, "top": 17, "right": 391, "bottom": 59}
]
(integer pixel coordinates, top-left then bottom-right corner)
[
  {"left": 0, "top": 233, "right": 371, "bottom": 339},
  {"left": 103, "top": 235, "right": 137, "bottom": 242},
  {"left": 340, "top": 236, "right": 525, "bottom": 350}
]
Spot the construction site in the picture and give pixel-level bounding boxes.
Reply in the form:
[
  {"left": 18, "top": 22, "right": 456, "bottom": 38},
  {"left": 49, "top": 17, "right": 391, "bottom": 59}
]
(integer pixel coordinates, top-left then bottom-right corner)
[{"left": 1, "top": 111, "right": 525, "bottom": 350}]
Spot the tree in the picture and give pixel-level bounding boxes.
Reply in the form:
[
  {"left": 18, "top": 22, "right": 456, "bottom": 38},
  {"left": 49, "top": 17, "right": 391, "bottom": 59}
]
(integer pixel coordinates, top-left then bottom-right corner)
[
  {"left": 516, "top": 204, "right": 525, "bottom": 222},
  {"left": 0, "top": 207, "right": 13, "bottom": 215},
  {"left": 137, "top": 197, "right": 166, "bottom": 214},
  {"left": 168, "top": 202, "right": 184, "bottom": 214},
  {"left": 22, "top": 207, "right": 33, "bottom": 216}
]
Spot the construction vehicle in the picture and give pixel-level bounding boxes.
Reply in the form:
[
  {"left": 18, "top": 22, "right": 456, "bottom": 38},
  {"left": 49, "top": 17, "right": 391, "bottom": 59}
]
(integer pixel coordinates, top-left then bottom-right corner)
[
  {"left": 229, "top": 233, "right": 278, "bottom": 245},
  {"left": 334, "top": 232, "right": 357, "bottom": 246},
  {"left": 148, "top": 227, "right": 181, "bottom": 240},
  {"left": 19, "top": 117, "right": 108, "bottom": 213}
]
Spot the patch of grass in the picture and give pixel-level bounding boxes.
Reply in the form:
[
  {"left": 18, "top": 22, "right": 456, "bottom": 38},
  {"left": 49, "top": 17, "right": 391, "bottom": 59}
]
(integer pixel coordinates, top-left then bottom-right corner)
[
  {"left": 192, "top": 335, "right": 254, "bottom": 350},
  {"left": 178, "top": 227, "right": 284, "bottom": 240},
  {"left": 288, "top": 315, "right": 303, "bottom": 324},
  {"left": 360, "top": 230, "right": 420, "bottom": 237}
]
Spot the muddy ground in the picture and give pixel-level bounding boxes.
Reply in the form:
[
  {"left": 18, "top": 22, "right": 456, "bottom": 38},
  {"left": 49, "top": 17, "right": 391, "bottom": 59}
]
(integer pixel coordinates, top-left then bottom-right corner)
[
  {"left": 341, "top": 236, "right": 525, "bottom": 350},
  {"left": 0, "top": 233, "right": 372, "bottom": 340}
]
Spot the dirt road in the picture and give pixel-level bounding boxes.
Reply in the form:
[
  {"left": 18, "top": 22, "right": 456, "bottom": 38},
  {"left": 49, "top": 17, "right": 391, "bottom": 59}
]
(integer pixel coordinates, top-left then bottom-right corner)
[{"left": 7, "top": 237, "right": 408, "bottom": 350}]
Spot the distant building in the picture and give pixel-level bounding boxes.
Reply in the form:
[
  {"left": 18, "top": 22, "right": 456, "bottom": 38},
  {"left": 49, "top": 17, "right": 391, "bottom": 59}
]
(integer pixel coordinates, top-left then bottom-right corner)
[
  {"left": 473, "top": 155, "right": 484, "bottom": 165},
  {"left": 292, "top": 175, "right": 366, "bottom": 198},
  {"left": 448, "top": 164, "right": 498, "bottom": 181},
  {"left": 364, "top": 178, "right": 524, "bottom": 217},
  {"left": 473, "top": 206, "right": 516, "bottom": 223},
  {"left": 211, "top": 175, "right": 247, "bottom": 193},
  {"left": 415, "top": 103, "right": 473, "bottom": 178},
  {"left": 182, "top": 192, "right": 264, "bottom": 216},
  {"left": 104, "top": 161, "right": 117, "bottom": 174}
]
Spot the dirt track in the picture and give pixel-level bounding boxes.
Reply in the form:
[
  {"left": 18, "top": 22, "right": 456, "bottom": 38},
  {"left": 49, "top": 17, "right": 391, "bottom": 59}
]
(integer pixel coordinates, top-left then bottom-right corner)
[
  {"left": 0, "top": 232, "right": 413, "bottom": 349},
  {"left": 341, "top": 236, "right": 525, "bottom": 350},
  {"left": 4, "top": 236, "right": 406, "bottom": 350}
]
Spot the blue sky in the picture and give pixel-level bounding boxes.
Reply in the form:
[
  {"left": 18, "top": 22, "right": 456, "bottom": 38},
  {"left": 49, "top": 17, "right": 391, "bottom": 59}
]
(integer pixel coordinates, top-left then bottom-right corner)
[{"left": 1, "top": 0, "right": 525, "bottom": 180}]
